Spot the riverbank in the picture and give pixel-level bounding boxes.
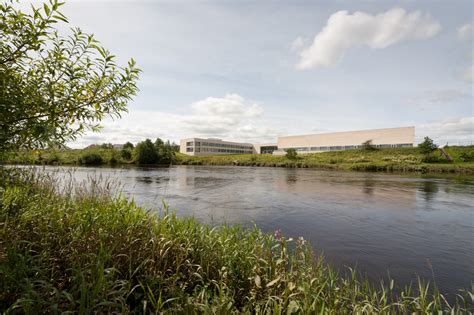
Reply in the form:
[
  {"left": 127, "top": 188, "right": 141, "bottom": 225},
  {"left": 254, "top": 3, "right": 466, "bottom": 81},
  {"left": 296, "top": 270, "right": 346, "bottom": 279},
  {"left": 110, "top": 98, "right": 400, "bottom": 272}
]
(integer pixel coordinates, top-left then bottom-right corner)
[
  {"left": 177, "top": 146, "right": 474, "bottom": 175},
  {"left": 1, "top": 169, "right": 471, "bottom": 313},
  {"left": 5, "top": 146, "right": 474, "bottom": 175}
]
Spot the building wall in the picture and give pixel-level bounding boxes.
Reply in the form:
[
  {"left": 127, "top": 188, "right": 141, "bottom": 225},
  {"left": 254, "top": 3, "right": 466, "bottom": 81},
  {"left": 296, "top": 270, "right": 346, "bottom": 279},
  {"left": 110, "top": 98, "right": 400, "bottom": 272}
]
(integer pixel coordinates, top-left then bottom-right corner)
[
  {"left": 276, "top": 127, "right": 415, "bottom": 154},
  {"left": 180, "top": 138, "right": 254, "bottom": 156},
  {"left": 252, "top": 143, "right": 278, "bottom": 154}
]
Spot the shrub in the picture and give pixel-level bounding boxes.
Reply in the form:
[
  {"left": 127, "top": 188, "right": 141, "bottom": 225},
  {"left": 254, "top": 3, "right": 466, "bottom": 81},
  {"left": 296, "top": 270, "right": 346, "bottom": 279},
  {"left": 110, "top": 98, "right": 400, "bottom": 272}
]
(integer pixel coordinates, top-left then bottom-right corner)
[
  {"left": 123, "top": 142, "right": 134, "bottom": 150},
  {"left": 421, "top": 153, "right": 441, "bottom": 163},
  {"left": 459, "top": 151, "right": 474, "bottom": 162},
  {"left": 285, "top": 148, "right": 298, "bottom": 160},
  {"left": 120, "top": 149, "right": 132, "bottom": 160},
  {"left": 418, "top": 137, "right": 437, "bottom": 154},
  {"left": 361, "top": 139, "right": 377, "bottom": 151},
  {"left": 78, "top": 152, "right": 103, "bottom": 165},
  {"left": 134, "top": 139, "right": 159, "bottom": 164}
]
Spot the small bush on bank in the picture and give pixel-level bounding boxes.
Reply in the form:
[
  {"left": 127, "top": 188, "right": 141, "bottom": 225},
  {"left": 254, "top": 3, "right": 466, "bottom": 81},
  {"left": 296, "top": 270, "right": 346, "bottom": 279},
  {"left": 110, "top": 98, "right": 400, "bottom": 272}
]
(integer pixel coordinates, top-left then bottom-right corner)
[
  {"left": 418, "top": 137, "right": 438, "bottom": 154},
  {"left": 361, "top": 139, "right": 378, "bottom": 151},
  {"left": 285, "top": 148, "right": 298, "bottom": 160},
  {"left": 78, "top": 152, "right": 103, "bottom": 165},
  {"left": 459, "top": 151, "right": 474, "bottom": 162},
  {"left": 421, "top": 153, "right": 442, "bottom": 163}
]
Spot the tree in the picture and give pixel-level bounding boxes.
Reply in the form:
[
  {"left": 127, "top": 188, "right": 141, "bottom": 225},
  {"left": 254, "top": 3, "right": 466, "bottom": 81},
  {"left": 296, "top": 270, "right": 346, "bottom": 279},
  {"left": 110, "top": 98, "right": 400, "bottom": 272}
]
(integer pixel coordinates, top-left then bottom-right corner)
[
  {"left": 123, "top": 142, "right": 134, "bottom": 150},
  {"left": 120, "top": 148, "right": 132, "bottom": 160},
  {"left": 100, "top": 143, "right": 113, "bottom": 149},
  {"left": 361, "top": 139, "right": 377, "bottom": 151},
  {"left": 134, "top": 139, "right": 158, "bottom": 164},
  {"left": 285, "top": 148, "right": 298, "bottom": 160},
  {"left": 418, "top": 137, "right": 437, "bottom": 154},
  {"left": 0, "top": 0, "right": 140, "bottom": 152},
  {"left": 154, "top": 138, "right": 174, "bottom": 164}
]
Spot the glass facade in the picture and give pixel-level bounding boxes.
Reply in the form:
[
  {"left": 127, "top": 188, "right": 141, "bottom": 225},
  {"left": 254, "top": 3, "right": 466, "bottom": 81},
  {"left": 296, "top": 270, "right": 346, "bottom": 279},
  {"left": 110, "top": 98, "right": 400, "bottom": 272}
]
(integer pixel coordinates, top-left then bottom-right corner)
[
  {"left": 281, "top": 143, "right": 413, "bottom": 152},
  {"left": 260, "top": 146, "right": 278, "bottom": 154},
  {"left": 185, "top": 140, "right": 253, "bottom": 154}
]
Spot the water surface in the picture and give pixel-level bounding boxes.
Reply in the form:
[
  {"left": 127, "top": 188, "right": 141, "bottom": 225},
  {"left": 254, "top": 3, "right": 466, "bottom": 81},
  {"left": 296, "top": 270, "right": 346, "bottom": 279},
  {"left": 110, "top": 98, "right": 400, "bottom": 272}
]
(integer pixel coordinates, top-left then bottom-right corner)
[{"left": 35, "top": 165, "right": 474, "bottom": 297}]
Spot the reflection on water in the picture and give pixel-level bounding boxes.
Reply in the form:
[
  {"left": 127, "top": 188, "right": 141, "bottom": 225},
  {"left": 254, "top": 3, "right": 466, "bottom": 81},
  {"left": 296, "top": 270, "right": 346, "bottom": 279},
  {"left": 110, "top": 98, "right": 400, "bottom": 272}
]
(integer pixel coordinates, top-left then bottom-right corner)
[
  {"left": 420, "top": 180, "right": 439, "bottom": 202},
  {"left": 32, "top": 165, "right": 473, "bottom": 298}
]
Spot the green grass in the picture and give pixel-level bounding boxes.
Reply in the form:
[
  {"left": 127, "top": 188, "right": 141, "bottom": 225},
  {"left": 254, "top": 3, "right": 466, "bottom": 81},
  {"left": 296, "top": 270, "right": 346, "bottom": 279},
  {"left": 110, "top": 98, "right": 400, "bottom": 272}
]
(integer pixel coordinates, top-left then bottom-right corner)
[
  {"left": 4, "top": 147, "right": 125, "bottom": 166},
  {"left": 176, "top": 146, "right": 474, "bottom": 175},
  {"left": 4, "top": 146, "right": 474, "bottom": 175},
  {"left": 0, "top": 169, "right": 472, "bottom": 313}
]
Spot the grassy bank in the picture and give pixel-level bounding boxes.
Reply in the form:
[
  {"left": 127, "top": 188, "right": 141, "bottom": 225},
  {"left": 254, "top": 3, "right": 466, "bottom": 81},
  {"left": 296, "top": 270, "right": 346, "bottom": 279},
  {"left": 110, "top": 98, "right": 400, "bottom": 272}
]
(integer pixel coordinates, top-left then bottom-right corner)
[
  {"left": 4, "top": 146, "right": 474, "bottom": 175},
  {"left": 177, "top": 146, "right": 474, "bottom": 175},
  {"left": 0, "top": 170, "right": 472, "bottom": 313}
]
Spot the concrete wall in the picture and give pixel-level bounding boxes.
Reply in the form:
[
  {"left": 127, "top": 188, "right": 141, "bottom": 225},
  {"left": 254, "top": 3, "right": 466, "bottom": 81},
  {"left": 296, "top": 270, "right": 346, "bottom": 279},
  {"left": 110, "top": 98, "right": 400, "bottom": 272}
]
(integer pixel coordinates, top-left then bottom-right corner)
[{"left": 277, "top": 127, "right": 415, "bottom": 152}]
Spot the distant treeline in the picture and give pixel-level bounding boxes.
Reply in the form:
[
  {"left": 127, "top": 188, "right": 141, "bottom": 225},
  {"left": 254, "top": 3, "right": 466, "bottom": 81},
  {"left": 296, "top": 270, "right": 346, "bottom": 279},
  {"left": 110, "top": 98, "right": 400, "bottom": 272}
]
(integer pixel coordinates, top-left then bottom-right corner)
[{"left": 5, "top": 138, "right": 181, "bottom": 166}]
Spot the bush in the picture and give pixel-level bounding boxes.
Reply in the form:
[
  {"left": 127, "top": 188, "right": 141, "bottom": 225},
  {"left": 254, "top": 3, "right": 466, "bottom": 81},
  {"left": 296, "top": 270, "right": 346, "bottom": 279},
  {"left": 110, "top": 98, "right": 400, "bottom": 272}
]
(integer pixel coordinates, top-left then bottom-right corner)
[
  {"left": 78, "top": 152, "right": 103, "bottom": 165},
  {"left": 361, "top": 139, "right": 377, "bottom": 151},
  {"left": 285, "top": 148, "right": 298, "bottom": 160},
  {"left": 134, "top": 139, "right": 159, "bottom": 164},
  {"left": 418, "top": 137, "right": 437, "bottom": 154},
  {"left": 459, "top": 151, "right": 474, "bottom": 162},
  {"left": 120, "top": 149, "right": 132, "bottom": 160},
  {"left": 421, "top": 153, "right": 441, "bottom": 163}
]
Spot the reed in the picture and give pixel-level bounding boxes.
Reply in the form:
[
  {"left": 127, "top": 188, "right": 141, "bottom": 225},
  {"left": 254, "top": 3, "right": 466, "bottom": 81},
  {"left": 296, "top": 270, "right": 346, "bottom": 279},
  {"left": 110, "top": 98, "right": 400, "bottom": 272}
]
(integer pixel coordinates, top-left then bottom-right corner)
[{"left": 0, "top": 169, "right": 472, "bottom": 313}]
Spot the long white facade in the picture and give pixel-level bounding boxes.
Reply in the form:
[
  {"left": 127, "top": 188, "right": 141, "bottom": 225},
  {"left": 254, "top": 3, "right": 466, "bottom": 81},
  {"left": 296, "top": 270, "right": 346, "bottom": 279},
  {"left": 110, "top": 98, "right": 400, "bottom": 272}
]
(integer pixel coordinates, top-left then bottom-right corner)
[
  {"left": 180, "top": 127, "right": 415, "bottom": 156},
  {"left": 275, "top": 126, "right": 415, "bottom": 154}
]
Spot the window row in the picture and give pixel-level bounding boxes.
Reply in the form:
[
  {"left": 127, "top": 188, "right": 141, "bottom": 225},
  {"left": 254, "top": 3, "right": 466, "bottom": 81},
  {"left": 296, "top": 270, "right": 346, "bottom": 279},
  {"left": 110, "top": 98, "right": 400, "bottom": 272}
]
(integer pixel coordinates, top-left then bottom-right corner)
[
  {"left": 284, "top": 143, "right": 413, "bottom": 152},
  {"left": 186, "top": 141, "right": 252, "bottom": 150}
]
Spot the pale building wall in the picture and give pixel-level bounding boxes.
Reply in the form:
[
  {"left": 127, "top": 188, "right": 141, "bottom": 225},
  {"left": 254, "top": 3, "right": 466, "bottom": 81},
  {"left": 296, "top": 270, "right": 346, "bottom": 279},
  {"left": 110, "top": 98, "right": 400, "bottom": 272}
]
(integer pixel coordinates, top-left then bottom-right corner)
[
  {"left": 180, "top": 138, "right": 254, "bottom": 156},
  {"left": 277, "top": 127, "right": 415, "bottom": 154}
]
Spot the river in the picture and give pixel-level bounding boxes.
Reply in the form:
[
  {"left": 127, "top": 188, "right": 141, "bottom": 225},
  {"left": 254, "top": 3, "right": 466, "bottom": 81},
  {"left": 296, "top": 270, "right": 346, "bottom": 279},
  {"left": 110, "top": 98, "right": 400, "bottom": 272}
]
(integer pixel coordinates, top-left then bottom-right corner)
[{"left": 30, "top": 165, "right": 473, "bottom": 297}]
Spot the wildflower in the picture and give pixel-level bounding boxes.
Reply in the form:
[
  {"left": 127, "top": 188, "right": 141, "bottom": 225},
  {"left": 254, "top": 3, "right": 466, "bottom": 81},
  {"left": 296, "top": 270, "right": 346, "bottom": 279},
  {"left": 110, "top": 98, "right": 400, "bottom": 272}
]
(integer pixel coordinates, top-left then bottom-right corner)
[{"left": 274, "top": 229, "right": 282, "bottom": 239}]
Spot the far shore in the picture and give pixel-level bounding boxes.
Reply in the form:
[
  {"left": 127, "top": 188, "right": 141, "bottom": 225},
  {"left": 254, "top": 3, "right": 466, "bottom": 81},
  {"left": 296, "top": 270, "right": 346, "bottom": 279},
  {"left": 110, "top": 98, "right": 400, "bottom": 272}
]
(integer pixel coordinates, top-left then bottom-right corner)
[{"left": 4, "top": 145, "right": 474, "bottom": 175}]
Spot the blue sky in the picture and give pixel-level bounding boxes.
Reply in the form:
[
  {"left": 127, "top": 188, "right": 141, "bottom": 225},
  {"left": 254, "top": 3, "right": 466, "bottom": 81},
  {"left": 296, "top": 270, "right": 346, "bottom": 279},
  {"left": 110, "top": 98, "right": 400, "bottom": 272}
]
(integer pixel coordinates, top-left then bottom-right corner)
[{"left": 26, "top": 1, "right": 474, "bottom": 147}]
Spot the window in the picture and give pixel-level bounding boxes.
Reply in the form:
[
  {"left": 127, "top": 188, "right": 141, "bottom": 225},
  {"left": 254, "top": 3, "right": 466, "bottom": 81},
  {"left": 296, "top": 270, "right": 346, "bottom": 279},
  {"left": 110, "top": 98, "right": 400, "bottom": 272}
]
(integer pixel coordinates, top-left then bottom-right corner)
[
  {"left": 186, "top": 147, "right": 193, "bottom": 152},
  {"left": 186, "top": 141, "right": 193, "bottom": 146}
]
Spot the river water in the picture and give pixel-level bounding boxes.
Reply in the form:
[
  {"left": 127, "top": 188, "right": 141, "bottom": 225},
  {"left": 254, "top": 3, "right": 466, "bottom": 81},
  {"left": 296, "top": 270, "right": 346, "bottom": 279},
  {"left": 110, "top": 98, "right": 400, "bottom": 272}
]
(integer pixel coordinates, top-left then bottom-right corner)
[{"left": 32, "top": 165, "right": 473, "bottom": 297}]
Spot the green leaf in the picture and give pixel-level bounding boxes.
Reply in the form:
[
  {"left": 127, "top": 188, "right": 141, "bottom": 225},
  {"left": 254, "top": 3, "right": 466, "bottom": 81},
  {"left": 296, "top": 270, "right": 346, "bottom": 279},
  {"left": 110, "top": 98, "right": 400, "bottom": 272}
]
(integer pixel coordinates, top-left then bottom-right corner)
[{"left": 43, "top": 3, "right": 50, "bottom": 16}]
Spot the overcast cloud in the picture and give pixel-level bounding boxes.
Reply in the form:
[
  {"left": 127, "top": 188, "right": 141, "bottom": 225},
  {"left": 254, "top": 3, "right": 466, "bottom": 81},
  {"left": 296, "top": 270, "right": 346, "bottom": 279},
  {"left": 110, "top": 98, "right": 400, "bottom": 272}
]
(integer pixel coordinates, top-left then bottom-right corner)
[
  {"left": 296, "top": 8, "right": 441, "bottom": 69},
  {"left": 25, "top": 0, "right": 471, "bottom": 148}
]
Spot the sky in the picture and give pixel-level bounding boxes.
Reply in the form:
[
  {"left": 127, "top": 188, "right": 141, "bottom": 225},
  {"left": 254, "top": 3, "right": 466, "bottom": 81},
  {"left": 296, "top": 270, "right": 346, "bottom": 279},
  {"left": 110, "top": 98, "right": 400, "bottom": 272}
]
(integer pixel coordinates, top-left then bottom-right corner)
[{"left": 24, "top": 1, "right": 474, "bottom": 147}]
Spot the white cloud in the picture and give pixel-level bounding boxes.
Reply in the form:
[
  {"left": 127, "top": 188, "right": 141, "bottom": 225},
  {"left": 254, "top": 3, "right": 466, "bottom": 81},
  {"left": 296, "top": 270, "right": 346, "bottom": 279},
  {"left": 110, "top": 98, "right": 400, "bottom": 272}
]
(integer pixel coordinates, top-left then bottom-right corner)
[
  {"left": 457, "top": 23, "right": 473, "bottom": 41},
  {"left": 191, "top": 94, "right": 263, "bottom": 117},
  {"left": 69, "top": 94, "right": 279, "bottom": 148},
  {"left": 417, "top": 117, "right": 474, "bottom": 145},
  {"left": 296, "top": 8, "right": 441, "bottom": 69}
]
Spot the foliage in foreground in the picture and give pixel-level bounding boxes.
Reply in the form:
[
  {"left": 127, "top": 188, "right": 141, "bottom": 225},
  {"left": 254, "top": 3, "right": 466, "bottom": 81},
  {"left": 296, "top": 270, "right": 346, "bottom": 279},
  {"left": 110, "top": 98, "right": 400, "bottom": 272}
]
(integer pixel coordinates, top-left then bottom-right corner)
[
  {"left": 0, "top": 171, "right": 472, "bottom": 313},
  {"left": 0, "top": 0, "right": 140, "bottom": 152}
]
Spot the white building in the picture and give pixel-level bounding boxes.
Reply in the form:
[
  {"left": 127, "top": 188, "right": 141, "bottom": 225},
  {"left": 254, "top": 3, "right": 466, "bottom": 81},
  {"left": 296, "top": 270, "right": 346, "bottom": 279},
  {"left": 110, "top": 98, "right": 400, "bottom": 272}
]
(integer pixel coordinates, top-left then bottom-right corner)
[
  {"left": 180, "top": 127, "right": 415, "bottom": 156},
  {"left": 180, "top": 138, "right": 254, "bottom": 156}
]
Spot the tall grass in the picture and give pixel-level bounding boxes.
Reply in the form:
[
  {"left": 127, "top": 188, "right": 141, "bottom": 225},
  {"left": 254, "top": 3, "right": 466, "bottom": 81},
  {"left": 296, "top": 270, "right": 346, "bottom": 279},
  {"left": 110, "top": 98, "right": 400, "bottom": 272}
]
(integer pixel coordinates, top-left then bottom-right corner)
[{"left": 0, "top": 169, "right": 472, "bottom": 313}]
